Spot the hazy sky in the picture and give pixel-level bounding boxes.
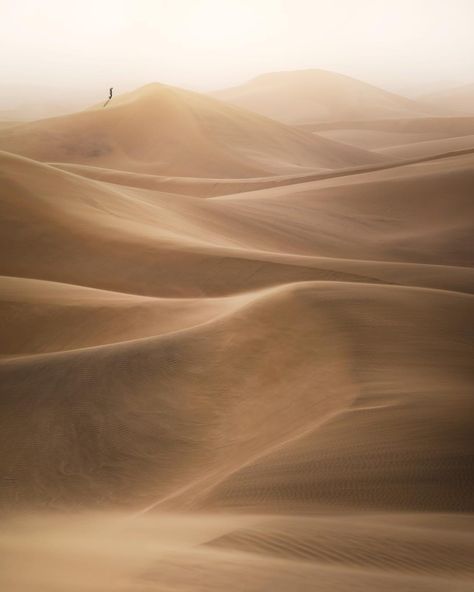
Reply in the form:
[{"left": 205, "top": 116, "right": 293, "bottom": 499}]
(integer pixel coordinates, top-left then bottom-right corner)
[{"left": 1, "top": 0, "right": 474, "bottom": 108}]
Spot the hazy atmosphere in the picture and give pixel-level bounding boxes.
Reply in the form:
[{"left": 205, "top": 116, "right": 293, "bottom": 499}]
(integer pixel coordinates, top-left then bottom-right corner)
[
  {"left": 2, "top": 0, "right": 474, "bottom": 109},
  {"left": 1, "top": 1, "right": 473, "bottom": 591}
]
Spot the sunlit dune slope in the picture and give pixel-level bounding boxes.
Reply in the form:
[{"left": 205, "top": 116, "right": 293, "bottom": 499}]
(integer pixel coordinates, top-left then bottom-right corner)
[
  {"left": 0, "top": 151, "right": 379, "bottom": 296},
  {"left": 2, "top": 151, "right": 473, "bottom": 299},
  {"left": 212, "top": 69, "right": 438, "bottom": 124},
  {"left": 4, "top": 512, "right": 473, "bottom": 592},
  {"left": 205, "top": 513, "right": 474, "bottom": 577},
  {"left": 211, "top": 152, "right": 474, "bottom": 267},
  {"left": 51, "top": 144, "right": 474, "bottom": 199},
  {"left": 0, "top": 83, "right": 381, "bottom": 178},
  {"left": 0, "top": 276, "right": 248, "bottom": 355}
]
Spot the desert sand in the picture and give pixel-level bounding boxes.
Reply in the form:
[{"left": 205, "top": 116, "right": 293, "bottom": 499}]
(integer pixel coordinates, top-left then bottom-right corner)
[{"left": 0, "top": 75, "right": 473, "bottom": 592}]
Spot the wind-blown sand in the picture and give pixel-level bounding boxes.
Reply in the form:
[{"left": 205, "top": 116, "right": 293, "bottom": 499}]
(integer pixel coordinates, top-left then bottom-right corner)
[
  {"left": 0, "top": 80, "right": 473, "bottom": 591},
  {"left": 0, "top": 83, "right": 382, "bottom": 178}
]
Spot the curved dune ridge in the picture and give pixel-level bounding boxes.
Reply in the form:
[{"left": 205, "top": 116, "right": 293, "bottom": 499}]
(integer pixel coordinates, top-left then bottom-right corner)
[
  {"left": 0, "top": 81, "right": 473, "bottom": 592},
  {"left": 376, "top": 134, "right": 474, "bottom": 159}
]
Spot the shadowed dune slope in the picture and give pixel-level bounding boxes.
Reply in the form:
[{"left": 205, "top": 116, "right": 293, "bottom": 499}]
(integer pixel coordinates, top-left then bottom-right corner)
[
  {"left": 0, "top": 282, "right": 358, "bottom": 508},
  {"left": 212, "top": 69, "right": 438, "bottom": 124},
  {"left": 1, "top": 282, "right": 472, "bottom": 510},
  {"left": 0, "top": 83, "right": 382, "bottom": 178},
  {"left": 0, "top": 148, "right": 473, "bottom": 511},
  {"left": 155, "top": 283, "right": 474, "bottom": 514}
]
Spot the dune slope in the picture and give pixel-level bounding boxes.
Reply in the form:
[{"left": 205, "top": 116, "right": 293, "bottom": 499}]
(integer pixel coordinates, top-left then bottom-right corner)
[
  {"left": 0, "top": 84, "right": 381, "bottom": 178},
  {"left": 0, "top": 82, "right": 473, "bottom": 592}
]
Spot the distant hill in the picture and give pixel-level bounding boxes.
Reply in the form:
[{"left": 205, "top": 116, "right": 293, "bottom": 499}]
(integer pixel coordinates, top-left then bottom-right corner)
[{"left": 212, "top": 69, "right": 439, "bottom": 124}]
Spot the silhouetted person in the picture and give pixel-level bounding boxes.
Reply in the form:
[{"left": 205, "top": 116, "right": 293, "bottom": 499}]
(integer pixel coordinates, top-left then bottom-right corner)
[{"left": 103, "top": 87, "right": 114, "bottom": 107}]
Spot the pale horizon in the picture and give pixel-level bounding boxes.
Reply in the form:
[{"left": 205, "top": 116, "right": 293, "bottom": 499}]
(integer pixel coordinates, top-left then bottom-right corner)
[{"left": 2, "top": 0, "right": 474, "bottom": 114}]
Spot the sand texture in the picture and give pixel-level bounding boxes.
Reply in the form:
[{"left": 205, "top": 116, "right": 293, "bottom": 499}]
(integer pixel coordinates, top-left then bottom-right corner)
[{"left": 0, "top": 78, "right": 473, "bottom": 591}]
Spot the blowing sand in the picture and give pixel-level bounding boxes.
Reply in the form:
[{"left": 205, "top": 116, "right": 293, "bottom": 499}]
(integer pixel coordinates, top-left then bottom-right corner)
[{"left": 0, "top": 80, "right": 473, "bottom": 591}]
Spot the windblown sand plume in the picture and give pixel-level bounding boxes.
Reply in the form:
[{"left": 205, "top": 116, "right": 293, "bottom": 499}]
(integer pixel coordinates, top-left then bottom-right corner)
[{"left": 0, "top": 74, "right": 473, "bottom": 592}]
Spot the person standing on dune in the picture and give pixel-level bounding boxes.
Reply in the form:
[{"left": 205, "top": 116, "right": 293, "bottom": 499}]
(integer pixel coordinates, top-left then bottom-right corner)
[{"left": 103, "top": 87, "right": 113, "bottom": 107}]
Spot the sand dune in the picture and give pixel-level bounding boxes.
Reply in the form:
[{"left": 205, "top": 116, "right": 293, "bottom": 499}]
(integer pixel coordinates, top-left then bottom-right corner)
[
  {"left": 1, "top": 79, "right": 473, "bottom": 592},
  {"left": 2, "top": 151, "right": 473, "bottom": 297},
  {"left": 2, "top": 280, "right": 472, "bottom": 511},
  {"left": 0, "top": 120, "right": 23, "bottom": 130},
  {"left": 316, "top": 128, "right": 455, "bottom": 150},
  {"left": 0, "top": 276, "right": 251, "bottom": 356},
  {"left": 210, "top": 153, "right": 474, "bottom": 267},
  {"left": 212, "top": 69, "right": 438, "bottom": 124},
  {"left": 421, "top": 82, "right": 474, "bottom": 115},
  {"left": 3, "top": 512, "right": 473, "bottom": 592},
  {"left": 302, "top": 115, "right": 474, "bottom": 135},
  {"left": 0, "top": 84, "right": 382, "bottom": 178},
  {"left": 303, "top": 116, "right": 474, "bottom": 158},
  {"left": 377, "top": 134, "right": 474, "bottom": 159}
]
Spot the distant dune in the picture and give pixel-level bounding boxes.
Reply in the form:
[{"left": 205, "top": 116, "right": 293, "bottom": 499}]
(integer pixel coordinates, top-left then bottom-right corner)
[
  {"left": 301, "top": 115, "right": 474, "bottom": 134},
  {"left": 212, "top": 69, "right": 440, "bottom": 124},
  {"left": 421, "top": 82, "right": 474, "bottom": 114},
  {"left": 301, "top": 116, "right": 474, "bottom": 156},
  {"left": 0, "top": 76, "right": 473, "bottom": 592},
  {"left": 0, "top": 84, "right": 382, "bottom": 178},
  {"left": 377, "top": 134, "right": 474, "bottom": 159}
]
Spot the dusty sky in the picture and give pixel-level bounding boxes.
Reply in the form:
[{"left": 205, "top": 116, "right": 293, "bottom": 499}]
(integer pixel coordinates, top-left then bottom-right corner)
[{"left": 1, "top": 0, "right": 474, "bottom": 109}]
